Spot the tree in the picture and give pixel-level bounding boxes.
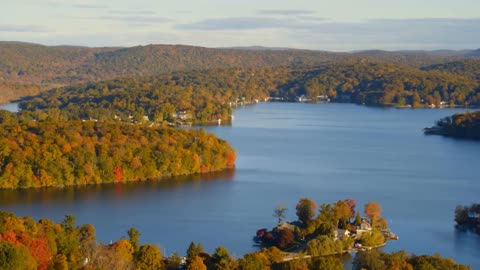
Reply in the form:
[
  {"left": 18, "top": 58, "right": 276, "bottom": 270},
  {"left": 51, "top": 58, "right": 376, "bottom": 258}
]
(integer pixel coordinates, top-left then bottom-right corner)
[
  {"left": 359, "top": 229, "right": 385, "bottom": 247},
  {"left": 364, "top": 202, "right": 382, "bottom": 221},
  {"left": 212, "top": 246, "right": 230, "bottom": 263},
  {"left": 0, "top": 241, "right": 37, "bottom": 270},
  {"left": 128, "top": 227, "right": 141, "bottom": 253},
  {"left": 187, "top": 256, "right": 206, "bottom": 270},
  {"left": 52, "top": 254, "right": 68, "bottom": 270},
  {"left": 112, "top": 239, "right": 135, "bottom": 269},
  {"left": 317, "top": 203, "right": 336, "bottom": 235},
  {"left": 295, "top": 198, "right": 317, "bottom": 225},
  {"left": 273, "top": 205, "right": 287, "bottom": 224},
  {"left": 167, "top": 252, "right": 181, "bottom": 270},
  {"left": 276, "top": 229, "right": 295, "bottom": 249},
  {"left": 310, "top": 256, "right": 344, "bottom": 270},
  {"left": 61, "top": 214, "right": 76, "bottom": 233},
  {"left": 344, "top": 198, "right": 356, "bottom": 217},
  {"left": 79, "top": 224, "right": 96, "bottom": 243},
  {"left": 353, "top": 250, "right": 386, "bottom": 270},
  {"left": 186, "top": 242, "right": 204, "bottom": 266},
  {"left": 412, "top": 92, "right": 422, "bottom": 108},
  {"left": 238, "top": 253, "right": 270, "bottom": 270},
  {"left": 135, "top": 244, "right": 164, "bottom": 270},
  {"left": 263, "top": 246, "right": 284, "bottom": 263},
  {"left": 454, "top": 205, "right": 470, "bottom": 225},
  {"left": 353, "top": 212, "right": 362, "bottom": 227},
  {"left": 334, "top": 200, "right": 353, "bottom": 228}
]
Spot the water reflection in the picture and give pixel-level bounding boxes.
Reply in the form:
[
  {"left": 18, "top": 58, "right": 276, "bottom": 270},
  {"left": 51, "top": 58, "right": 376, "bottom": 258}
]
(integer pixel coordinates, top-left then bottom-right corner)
[{"left": 0, "top": 169, "right": 235, "bottom": 206}]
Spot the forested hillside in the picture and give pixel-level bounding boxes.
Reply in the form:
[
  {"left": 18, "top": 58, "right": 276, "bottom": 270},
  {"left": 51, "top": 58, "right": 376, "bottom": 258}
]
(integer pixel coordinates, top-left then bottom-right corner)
[
  {"left": 283, "top": 63, "right": 480, "bottom": 106},
  {"left": 422, "top": 59, "right": 480, "bottom": 80},
  {"left": 18, "top": 62, "right": 480, "bottom": 125},
  {"left": 352, "top": 49, "right": 474, "bottom": 67},
  {"left": 0, "top": 42, "right": 348, "bottom": 103},
  {"left": 0, "top": 113, "right": 235, "bottom": 189},
  {"left": 1, "top": 42, "right": 478, "bottom": 104},
  {"left": 18, "top": 67, "right": 294, "bottom": 124}
]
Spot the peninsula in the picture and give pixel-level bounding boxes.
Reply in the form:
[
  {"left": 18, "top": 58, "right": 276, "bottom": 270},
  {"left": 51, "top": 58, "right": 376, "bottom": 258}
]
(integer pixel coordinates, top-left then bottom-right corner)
[
  {"left": 424, "top": 111, "right": 480, "bottom": 140},
  {"left": 254, "top": 198, "right": 397, "bottom": 258}
]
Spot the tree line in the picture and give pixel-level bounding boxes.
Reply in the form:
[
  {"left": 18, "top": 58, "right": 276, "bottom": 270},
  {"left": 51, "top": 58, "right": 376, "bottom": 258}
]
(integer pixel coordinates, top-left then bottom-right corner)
[
  {"left": 427, "top": 111, "right": 480, "bottom": 139},
  {"left": 17, "top": 62, "right": 480, "bottom": 125}
]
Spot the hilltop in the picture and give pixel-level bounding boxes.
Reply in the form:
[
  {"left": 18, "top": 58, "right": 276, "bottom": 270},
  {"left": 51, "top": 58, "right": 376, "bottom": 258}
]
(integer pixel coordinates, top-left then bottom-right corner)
[{"left": 1, "top": 41, "right": 479, "bottom": 104}]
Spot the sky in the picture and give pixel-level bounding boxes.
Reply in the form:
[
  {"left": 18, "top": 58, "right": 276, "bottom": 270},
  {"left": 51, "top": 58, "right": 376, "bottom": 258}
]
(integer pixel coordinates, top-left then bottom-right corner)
[{"left": 1, "top": 0, "right": 479, "bottom": 51}]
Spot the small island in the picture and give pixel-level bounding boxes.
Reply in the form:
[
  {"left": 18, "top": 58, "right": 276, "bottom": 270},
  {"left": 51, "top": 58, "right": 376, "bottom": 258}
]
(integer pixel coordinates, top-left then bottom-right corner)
[
  {"left": 424, "top": 111, "right": 480, "bottom": 140},
  {"left": 455, "top": 203, "right": 480, "bottom": 234},
  {"left": 254, "top": 198, "right": 397, "bottom": 259}
]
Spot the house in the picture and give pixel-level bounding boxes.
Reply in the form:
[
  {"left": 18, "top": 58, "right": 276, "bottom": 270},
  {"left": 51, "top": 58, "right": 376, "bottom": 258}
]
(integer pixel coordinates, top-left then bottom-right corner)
[
  {"left": 334, "top": 229, "right": 351, "bottom": 239},
  {"left": 173, "top": 111, "right": 191, "bottom": 121},
  {"left": 296, "top": 95, "right": 311, "bottom": 102},
  {"left": 356, "top": 219, "right": 373, "bottom": 235},
  {"left": 316, "top": 95, "right": 331, "bottom": 103},
  {"left": 276, "top": 222, "right": 296, "bottom": 232}
]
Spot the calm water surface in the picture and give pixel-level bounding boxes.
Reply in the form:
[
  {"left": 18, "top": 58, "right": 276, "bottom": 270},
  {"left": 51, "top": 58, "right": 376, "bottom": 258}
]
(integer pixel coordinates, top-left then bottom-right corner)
[
  {"left": 0, "top": 103, "right": 19, "bottom": 112},
  {"left": 1, "top": 103, "right": 479, "bottom": 267}
]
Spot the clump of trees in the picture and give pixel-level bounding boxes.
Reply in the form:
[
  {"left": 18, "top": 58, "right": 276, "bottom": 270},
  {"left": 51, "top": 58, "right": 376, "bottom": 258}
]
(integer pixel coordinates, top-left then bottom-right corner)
[
  {"left": 353, "top": 249, "right": 471, "bottom": 270},
  {"left": 428, "top": 111, "right": 480, "bottom": 139},
  {"left": 455, "top": 203, "right": 480, "bottom": 234},
  {"left": 0, "top": 117, "right": 235, "bottom": 189},
  {"left": 256, "top": 198, "right": 389, "bottom": 255},
  {"left": 0, "top": 211, "right": 166, "bottom": 270}
]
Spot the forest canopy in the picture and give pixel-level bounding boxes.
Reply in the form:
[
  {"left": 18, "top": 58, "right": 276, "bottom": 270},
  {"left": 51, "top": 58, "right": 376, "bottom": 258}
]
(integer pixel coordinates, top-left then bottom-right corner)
[
  {"left": 1, "top": 42, "right": 479, "bottom": 104},
  {"left": 0, "top": 117, "right": 235, "bottom": 189},
  {"left": 18, "top": 62, "right": 480, "bottom": 125}
]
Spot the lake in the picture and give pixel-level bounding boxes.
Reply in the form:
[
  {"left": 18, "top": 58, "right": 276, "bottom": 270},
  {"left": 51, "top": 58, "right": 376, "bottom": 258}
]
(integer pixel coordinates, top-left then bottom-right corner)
[
  {"left": 0, "top": 103, "right": 19, "bottom": 112},
  {"left": 1, "top": 103, "right": 479, "bottom": 267}
]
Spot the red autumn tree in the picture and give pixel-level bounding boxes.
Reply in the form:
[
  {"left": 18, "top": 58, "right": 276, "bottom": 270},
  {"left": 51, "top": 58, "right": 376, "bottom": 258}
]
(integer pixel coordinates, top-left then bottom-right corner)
[{"left": 113, "top": 167, "right": 123, "bottom": 182}]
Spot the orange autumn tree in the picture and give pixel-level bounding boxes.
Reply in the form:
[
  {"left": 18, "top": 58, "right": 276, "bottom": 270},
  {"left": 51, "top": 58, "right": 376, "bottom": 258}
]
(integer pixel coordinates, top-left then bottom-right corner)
[{"left": 365, "top": 202, "right": 382, "bottom": 222}]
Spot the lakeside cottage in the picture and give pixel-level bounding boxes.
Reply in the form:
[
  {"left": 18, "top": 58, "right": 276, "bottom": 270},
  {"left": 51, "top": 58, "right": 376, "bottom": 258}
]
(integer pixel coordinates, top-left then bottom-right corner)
[
  {"left": 173, "top": 111, "right": 192, "bottom": 120},
  {"left": 334, "top": 229, "right": 351, "bottom": 240},
  {"left": 296, "top": 95, "right": 311, "bottom": 102}
]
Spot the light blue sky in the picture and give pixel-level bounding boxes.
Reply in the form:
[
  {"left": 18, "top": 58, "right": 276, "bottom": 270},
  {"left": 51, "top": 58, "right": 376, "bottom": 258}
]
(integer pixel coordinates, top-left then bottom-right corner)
[{"left": 1, "top": 0, "right": 479, "bottom": 51}]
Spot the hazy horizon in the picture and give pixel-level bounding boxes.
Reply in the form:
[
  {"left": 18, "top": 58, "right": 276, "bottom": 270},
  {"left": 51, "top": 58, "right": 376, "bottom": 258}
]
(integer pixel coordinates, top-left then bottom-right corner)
[
  {"left": 1, "top": 40, "right": 479, "bottom": 53},
  {"left": 2, "top": 0, "right": 480, "bottom": 51}
]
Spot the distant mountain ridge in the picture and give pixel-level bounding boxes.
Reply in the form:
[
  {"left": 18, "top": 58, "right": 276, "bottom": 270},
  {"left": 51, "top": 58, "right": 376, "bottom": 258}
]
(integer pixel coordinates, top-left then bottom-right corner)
[
  {"left": 465, "top": 49, "right": 480, "bottom": 57},
  {"left": 0, "top": 41, "right": 478, "bottom": 104}
]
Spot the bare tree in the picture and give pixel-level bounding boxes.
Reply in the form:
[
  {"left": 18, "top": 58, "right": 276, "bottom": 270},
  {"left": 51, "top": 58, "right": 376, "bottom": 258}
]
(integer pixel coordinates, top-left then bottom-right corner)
[{"left": 273, "top": 205, "right": 288, "bottom": 224}]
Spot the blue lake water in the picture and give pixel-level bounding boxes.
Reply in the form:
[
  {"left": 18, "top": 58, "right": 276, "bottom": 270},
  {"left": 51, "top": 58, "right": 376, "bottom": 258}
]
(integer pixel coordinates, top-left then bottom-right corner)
[
  {"left": 1, "top": 103, "right": 479, "bottom": 268},
  {"left": 0, "top": 103, "right": 19, "bottom": 112}
]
